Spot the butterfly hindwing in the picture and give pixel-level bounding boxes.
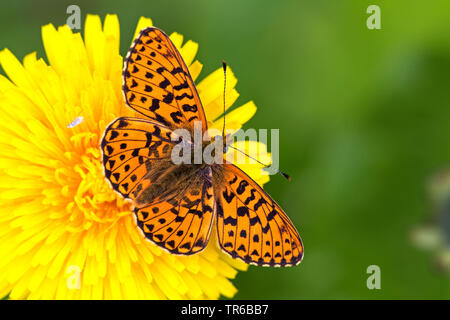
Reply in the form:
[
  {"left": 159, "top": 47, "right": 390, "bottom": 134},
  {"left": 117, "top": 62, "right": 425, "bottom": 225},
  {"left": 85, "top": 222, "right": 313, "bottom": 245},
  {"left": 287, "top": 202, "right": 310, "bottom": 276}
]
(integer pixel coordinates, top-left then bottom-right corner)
[
  {"left": 101, "top": 117, "right": 178, "bottom": 201},
  {"left": 216, "top": 164, "right": 303, "bottom": 266},
  {"left": 123, "top": 27, "right": 207, "bottom": 132},
  {"left": 135, "top": 167, "right": 215, "bottom": 254}
]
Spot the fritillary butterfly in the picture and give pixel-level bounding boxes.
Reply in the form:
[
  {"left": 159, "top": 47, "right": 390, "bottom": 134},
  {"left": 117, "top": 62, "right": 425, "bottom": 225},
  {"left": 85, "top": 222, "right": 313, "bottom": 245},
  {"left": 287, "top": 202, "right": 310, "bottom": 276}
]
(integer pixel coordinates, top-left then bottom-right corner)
[{"left": 101, "top": 27, "right": 303, "bottom": 266}]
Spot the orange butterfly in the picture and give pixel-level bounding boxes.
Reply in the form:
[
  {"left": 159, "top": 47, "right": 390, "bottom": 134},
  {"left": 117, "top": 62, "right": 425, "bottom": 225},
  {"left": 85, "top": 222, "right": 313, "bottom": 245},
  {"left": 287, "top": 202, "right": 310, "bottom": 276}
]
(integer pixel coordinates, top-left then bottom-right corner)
[{"left": 101, "top": 27, "right": 303, "bottom": 266}]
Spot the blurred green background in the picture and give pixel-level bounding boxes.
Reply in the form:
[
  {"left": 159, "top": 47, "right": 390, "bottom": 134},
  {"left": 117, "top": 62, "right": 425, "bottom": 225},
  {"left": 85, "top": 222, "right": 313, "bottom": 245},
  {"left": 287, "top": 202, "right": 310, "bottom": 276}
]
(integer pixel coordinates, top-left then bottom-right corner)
[{"left": 2, "top": 0, "right": 450, "bottom": 299}]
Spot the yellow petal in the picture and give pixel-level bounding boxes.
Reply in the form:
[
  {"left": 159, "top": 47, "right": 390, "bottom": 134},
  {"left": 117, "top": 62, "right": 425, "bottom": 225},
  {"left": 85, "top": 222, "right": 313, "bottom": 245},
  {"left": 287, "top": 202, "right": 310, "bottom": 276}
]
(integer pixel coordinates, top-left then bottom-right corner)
[
  {"left": 103, "top": 14, "right": 120, "bottom": 54},
  {"left": 169, "top": 32, "right": 184, "bottom": 49},
  {"left": 133, "top": 17, "right": 153, "bottom": 41},
  {"left": 0, "top": 49, "right": 36, "bottom": 90},
  {"left": 84, "top": 14, "right": 105, "bottom": 76},
  {"left": 198, "top": 66, "right": 237, "bottom": 119},
  {"left": 190, "top": 60, "right": 203, "bottom": 81},
  {"left": 180, "top": 40, "right": 198, "bottom": 67}
]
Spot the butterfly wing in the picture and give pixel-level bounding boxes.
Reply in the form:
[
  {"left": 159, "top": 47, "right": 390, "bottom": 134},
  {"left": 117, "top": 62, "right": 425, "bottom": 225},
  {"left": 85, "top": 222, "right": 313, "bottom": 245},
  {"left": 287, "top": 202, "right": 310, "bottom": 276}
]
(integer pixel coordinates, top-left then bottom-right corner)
[
  {"left": 101, "top": 117, "right": 178, "bottom": 202},
  {"left": 135, "top": 167, "right": 215, "bottom": 254},
  {"left": 123, "top": 27, "right": 207, "bottom": 132},
  {"left": 216, "top": 164, "right": 303, "bottom": 266}
]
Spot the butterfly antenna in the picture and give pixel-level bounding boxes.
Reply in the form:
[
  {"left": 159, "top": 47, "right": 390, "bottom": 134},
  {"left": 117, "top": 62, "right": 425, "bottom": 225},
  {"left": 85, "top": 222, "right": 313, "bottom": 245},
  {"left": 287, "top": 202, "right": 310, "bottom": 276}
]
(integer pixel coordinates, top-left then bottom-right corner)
[
  {"left": 221, "top": 61, "right": 290, "bottom": 182},
  {"left": 228, "top": 145, "right": 291, "bottom": 181},
  {"left": 222, "top": 60, "right": 227, "bottom": 139}
]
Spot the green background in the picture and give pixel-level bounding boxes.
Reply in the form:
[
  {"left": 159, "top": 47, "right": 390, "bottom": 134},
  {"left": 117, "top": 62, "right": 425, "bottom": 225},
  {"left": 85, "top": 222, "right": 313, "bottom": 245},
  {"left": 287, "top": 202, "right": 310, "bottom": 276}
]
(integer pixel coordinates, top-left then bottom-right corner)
[{"left": 1, "top": 0, "right": 450, "bottom": 299}]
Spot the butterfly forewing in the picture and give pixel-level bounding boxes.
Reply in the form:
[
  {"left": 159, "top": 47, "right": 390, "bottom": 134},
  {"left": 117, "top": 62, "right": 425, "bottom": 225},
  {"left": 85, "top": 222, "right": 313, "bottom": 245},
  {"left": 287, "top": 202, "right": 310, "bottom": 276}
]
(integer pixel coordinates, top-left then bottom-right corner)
[
  {"left": 217, "top": 164, "right": 303, "bottom": 266},
  {"left": 123, "top": 27, "right": 207, "bottom": 132},
  {"left": 135, "top": 167, "right": 215, "bottom": 254}
]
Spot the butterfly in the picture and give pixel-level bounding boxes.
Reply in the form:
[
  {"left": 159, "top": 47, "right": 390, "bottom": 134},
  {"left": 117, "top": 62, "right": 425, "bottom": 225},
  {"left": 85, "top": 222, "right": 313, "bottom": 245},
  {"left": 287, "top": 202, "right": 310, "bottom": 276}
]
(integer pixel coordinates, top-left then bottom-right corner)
[{"left": 100, "top": 27, "right": 303, "bottom": 266}]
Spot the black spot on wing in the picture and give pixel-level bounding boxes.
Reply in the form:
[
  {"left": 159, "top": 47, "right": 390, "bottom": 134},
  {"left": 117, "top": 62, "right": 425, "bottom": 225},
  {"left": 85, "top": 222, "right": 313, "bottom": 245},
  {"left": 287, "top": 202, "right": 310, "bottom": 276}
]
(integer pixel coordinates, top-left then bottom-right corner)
[
  {"left": 159, "top": 79, "right": 170, "bottom": 89},
  {"left": 237, "top": 206, "right": 249, "bottom": 217},
  {"left": 170, "top": 111, "right": 183, "bottom": 124},
  {"left": 175, "top": 92, "right": 194, "bottom": 100},
  {"left": 236, "top": 180, "right": 249, "bottom": 195},
  {"left": 222, "top": 189, "right": 235, "bottom": 203},
  {"left": 223, "top": 216, "right": 237, "bottom": 226},
  {"left": 109, "top": 131, "right": 119, "bottom": 140},
  {"left": 173, "top": 82, "right": 189, "bottom": 91}
]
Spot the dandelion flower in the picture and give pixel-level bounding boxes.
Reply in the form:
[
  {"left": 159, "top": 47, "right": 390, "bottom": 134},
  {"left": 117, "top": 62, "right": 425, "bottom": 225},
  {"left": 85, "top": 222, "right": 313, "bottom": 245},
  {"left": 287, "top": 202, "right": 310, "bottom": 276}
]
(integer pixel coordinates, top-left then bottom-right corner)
[{"left": 0, "top": 14, "right": 271, "bottom": 299}]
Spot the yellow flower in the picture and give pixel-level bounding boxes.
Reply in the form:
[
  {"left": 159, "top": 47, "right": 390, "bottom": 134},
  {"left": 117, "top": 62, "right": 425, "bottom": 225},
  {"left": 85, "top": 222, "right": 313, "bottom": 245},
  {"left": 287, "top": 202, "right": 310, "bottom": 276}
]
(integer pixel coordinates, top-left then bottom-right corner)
[{"left": 0, "top": 14, "right": 271, "bottom": 299}]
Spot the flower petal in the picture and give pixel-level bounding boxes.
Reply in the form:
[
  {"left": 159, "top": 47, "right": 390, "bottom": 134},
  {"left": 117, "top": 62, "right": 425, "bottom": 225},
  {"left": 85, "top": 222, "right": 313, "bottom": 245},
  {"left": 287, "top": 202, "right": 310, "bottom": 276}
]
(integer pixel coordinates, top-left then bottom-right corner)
[{"left": 133, "top": 17, "right": 153, "bottom": 41}]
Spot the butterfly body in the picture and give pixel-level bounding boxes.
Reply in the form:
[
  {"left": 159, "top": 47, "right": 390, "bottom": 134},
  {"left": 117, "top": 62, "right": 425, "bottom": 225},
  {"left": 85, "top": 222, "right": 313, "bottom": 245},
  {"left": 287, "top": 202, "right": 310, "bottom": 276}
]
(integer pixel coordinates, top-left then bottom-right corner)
[{"left": 101, "top": 27, "right": 304, "bottom": 266}]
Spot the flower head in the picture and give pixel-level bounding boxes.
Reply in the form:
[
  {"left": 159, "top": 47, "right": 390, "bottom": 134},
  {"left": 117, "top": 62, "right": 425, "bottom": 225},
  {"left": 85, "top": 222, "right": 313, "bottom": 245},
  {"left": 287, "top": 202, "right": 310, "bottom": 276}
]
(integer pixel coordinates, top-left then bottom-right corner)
[{"left": 0, "top": 14, "right": 271, "bottom": 299}]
